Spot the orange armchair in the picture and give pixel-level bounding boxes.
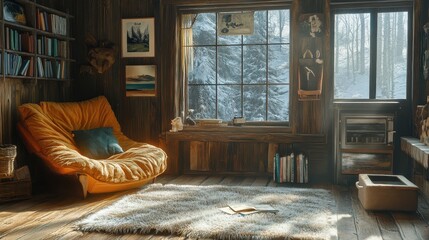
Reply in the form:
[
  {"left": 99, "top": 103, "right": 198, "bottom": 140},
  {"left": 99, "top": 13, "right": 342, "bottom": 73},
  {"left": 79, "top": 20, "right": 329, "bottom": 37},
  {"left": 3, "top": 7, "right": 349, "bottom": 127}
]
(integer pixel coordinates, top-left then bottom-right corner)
[{"left": 17, "top": 96, "right": 167, "bottom": 197}]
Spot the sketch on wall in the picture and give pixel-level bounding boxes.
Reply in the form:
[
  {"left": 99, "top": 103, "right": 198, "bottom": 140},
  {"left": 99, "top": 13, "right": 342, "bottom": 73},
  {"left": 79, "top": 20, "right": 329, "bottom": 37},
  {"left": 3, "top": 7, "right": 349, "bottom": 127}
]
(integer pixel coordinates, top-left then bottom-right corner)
[{"left": 217, "top": 12, "right": 254, "bottom": 35}]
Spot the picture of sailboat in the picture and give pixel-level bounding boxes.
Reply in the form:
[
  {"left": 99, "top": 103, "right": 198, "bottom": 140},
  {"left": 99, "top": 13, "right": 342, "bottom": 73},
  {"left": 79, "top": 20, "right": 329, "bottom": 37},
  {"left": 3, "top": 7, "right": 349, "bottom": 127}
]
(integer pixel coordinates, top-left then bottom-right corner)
[
  {"left": 122, "top": 18, "right": 155, "bottom": 57},
  {"left": 127, "top": 23, "right": 150, "bottom": 52}
]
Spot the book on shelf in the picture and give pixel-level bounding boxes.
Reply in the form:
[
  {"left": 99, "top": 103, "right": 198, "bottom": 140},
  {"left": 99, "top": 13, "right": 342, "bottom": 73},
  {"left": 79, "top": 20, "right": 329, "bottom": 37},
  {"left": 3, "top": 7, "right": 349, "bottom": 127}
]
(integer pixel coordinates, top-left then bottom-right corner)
[
  {"left": 13, "top": 56, "right": 22, "bottom": 75},
  {"left": 39, "top": 10, "right": 46, "bottom": 31},
  {"left": 5, "top": 27, "right": 9, "bottom": 49},
  {"left": 19, "top": 59, "right": 30, "bottom": 76},
  {"left": 219, "top": 204, "right": 278, "bottom": 215},
  {"left": 37, "top": 57, "right": 44, "bottom": 77},
  {"left": 27, "top": 58, "right": 34, "bottom": 77}
]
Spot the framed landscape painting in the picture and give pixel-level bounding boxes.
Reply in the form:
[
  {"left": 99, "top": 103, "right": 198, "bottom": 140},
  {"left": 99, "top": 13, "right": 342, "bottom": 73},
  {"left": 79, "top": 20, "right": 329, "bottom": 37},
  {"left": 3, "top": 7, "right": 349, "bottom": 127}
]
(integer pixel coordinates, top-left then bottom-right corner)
[
  {"left": 122, "top": 18, "right": 155, "bottom": 57},
  {"left": 125, "top": 65, "right": 156, "bottom": 97}
]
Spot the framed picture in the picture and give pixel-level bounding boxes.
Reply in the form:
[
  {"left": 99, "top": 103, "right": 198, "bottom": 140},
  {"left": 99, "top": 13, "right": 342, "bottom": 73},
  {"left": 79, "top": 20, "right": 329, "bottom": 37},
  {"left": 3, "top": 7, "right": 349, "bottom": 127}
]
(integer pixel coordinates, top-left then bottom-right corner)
[
  {"left": 218, "top": 12, "right": 254, "bottom": 35},
  {"left": 122, "top": 18, "right": 155, "bottom": 57},
  {"left": 125, "top": 65, "right": 156, "bottom": 97},
  {"left": 3, "top": 0, "right": 26, "bottom": 25},
  {"left": 299, "top": 14, "right": 324, "bottom": 38}
]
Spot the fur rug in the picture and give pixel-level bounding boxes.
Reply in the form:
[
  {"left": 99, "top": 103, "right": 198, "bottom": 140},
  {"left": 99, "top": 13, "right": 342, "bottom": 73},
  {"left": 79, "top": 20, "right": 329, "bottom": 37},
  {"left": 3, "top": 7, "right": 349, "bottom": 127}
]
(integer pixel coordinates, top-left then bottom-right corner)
[{"left": 76, "top": 184, "right": 337, "bottom": 239}]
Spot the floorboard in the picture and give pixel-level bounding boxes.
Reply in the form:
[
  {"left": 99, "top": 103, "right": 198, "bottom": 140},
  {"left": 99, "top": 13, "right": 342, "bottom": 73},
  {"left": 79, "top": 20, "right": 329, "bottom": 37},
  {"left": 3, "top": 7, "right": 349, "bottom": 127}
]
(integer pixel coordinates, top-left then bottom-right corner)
[
  {"left": 199, "top": 175, "right": 224, "bottom": 185},
  {"left": 219, "top": 176, "right": 245, "bottom": 186},
  {"left": 349, "top": 187, "right": 383, "bottom": 239},
  {"left": 1, "top": 174, "right": 429, "bottom": 240},
  {"left": 375, "top": 212, "right": 402, "bottom": 240},
  {"left": 239, "top": 177, "right": 257, "bottom": 186},
  {"left": 251, "top": 176, "right": 269, "bottom": 186},
  {"left": 333, "top": 186, "right": 358, "bottom": 240},
  {"left": 392, "top": 212, "right": 423, "bottom": 240}
]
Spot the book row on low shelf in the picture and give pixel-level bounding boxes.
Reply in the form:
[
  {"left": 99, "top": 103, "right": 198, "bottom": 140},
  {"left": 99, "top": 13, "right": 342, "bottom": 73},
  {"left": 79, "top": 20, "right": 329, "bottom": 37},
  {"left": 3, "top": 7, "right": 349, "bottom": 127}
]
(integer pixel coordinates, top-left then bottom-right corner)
[
  {"left": 36, "top": 8, "right": 67, "bottom": 35},
  {"left": 0, "top": 53, "right": 67, "bottom": 79},
  {"left": 37, "top": 57, "right": 66, "bottom": 79},
  {"left": 273, "top": 152, "right": 308, "bottom": 183},
  {"left": 3, "top": 53, "right": 33, "bottom": 76}
]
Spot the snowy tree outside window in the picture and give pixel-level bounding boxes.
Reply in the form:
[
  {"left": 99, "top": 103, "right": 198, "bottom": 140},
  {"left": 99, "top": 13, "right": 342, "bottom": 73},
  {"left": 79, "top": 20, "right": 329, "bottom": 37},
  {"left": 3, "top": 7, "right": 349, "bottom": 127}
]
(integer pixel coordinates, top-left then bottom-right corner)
[
  {"left": 183, "top": 9, "right": 290, "bottom": 123},
  {"left": 334, "top": 10, "right": 409, "bottom": 100}
]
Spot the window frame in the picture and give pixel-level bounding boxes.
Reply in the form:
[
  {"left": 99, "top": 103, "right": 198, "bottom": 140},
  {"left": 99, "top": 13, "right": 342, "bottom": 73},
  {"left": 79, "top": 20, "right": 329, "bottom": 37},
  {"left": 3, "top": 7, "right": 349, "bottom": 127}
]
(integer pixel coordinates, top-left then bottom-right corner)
[
  {"left": 179, "top": 6, "right": 292, "bottom": 127},
  {"left": 331, "top": 4, "right": 413, "bottom": 101}
]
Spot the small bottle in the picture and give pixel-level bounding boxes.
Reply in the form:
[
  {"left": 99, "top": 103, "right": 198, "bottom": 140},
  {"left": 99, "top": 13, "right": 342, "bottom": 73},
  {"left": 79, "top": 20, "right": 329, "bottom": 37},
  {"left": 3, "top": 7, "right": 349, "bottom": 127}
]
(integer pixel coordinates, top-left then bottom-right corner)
[{"left": 185, "top": 109, "right": 196, "bottom": 126}]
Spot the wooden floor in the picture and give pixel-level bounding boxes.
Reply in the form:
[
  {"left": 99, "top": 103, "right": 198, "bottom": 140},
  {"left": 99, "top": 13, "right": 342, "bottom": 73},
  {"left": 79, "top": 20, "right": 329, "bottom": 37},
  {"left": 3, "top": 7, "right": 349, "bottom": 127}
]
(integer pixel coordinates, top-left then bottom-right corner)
[{"left": 1, "top": 174, "right": 429, "bottom": 240}]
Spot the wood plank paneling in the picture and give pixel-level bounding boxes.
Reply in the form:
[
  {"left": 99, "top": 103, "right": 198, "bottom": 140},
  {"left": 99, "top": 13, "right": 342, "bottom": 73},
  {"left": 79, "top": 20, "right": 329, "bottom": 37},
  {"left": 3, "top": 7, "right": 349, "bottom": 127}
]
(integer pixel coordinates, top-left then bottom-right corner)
[
  {"left": 189, "top": 141, "right": 210, "bottom": 171},
  {"left": 211, "top": 141, "right": 229, "bottom": 172},
  {"left": 72, "top": 0, "right": 162, "bottom": 146}
]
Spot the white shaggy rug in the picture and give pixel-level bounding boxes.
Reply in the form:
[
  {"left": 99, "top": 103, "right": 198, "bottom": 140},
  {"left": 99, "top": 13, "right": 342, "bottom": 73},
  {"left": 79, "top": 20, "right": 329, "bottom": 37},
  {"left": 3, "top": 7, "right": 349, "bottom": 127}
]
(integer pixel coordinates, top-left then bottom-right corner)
[{"left": 76, "top": 184, "right": 338, "bottom": 239}]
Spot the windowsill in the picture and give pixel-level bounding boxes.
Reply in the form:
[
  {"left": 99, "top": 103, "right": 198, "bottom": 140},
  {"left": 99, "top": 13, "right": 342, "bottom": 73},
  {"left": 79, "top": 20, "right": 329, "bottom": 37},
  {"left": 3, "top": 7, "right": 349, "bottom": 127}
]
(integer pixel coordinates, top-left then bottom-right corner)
[
  {"left": 182, "top": 125, "right": 291, "bottom": 132},
  {"left": 333, "top": 100, "right": 403, "bottom": 104},
  {"left": 333, "top": 100, "right": 406, "bottom": 111},
  {"left": 165, "top": 126, "right": 326, "bottom": 143}
]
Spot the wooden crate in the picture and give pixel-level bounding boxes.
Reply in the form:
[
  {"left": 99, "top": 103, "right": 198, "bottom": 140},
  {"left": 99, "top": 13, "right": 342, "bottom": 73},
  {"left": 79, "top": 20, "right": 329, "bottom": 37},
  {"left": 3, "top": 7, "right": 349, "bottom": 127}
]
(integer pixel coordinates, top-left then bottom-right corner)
[{"left": 0, "top": 179, "right": 31, "bottom": 203}]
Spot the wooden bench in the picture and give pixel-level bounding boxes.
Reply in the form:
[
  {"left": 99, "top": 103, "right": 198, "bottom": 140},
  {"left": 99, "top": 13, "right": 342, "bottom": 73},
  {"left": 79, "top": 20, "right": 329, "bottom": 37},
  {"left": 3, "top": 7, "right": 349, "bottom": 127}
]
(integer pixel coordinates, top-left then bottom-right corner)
[{"left": 401, "top": 137, "right": 429, "bottom": 170}]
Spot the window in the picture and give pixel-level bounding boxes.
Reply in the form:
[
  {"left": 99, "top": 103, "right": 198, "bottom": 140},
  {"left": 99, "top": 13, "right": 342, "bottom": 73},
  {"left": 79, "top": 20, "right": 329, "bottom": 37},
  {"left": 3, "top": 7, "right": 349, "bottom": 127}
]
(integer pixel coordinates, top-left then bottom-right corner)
[
  {"left": 182, "top": 9, "right": 290, "bottom": 123},
  {"left": 333, "top": 9, "right": 410, "bottom": 100}
]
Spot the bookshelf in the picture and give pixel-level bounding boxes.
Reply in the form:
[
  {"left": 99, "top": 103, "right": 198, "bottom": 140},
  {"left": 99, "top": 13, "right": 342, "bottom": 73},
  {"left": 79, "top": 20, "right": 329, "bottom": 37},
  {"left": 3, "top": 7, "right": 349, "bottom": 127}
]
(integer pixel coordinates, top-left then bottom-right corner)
[{"left": 0, "top": 0, "right": 73, "bottom": 81}]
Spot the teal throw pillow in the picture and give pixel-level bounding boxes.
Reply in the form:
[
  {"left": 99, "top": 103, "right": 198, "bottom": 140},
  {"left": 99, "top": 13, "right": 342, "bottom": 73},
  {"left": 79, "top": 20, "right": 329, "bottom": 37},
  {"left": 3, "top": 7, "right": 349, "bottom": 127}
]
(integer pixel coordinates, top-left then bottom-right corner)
[{"left": 72, "top": 127, "right": 123, "bottom": 159}]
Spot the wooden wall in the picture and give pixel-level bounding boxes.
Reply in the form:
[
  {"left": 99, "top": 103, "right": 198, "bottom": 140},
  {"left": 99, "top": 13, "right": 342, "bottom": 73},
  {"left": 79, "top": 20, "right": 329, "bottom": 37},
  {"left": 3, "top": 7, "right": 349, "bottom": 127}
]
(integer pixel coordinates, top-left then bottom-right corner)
[{"left": 72, "top": 0, "right": 162, "bottom": 145}]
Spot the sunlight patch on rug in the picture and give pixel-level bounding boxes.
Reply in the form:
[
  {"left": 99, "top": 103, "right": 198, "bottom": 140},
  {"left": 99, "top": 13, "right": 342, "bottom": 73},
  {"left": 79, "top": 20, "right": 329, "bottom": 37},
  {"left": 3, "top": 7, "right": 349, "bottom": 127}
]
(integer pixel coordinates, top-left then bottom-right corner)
[{"left": 76, "top": 184, "right": 337, "bottom": 239}]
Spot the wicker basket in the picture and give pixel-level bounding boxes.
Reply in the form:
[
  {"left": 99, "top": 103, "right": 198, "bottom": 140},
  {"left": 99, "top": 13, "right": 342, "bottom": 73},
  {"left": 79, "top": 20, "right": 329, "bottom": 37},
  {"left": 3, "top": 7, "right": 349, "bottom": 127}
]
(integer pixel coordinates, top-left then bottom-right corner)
[{"left": 0, "top": 144, "right": 17, "bottom": 179}]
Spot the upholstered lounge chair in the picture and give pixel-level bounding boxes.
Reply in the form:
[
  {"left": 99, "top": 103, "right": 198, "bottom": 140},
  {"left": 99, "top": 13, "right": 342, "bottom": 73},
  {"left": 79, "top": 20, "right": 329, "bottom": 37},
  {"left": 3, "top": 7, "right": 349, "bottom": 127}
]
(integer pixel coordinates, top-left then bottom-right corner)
[{"left": 17, "top": 96, "right": 167, "bottom": 197}]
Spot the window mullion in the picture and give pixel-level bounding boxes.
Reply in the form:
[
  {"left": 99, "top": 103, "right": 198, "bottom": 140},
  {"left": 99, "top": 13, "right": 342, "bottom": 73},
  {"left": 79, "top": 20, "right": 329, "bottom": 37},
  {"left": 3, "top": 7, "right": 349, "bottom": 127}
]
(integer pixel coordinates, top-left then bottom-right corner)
[
  {"left": 241, "top": 35, "right": 244, "bottom": 118},
  {"left": 265, "top": 10, "right": 269, "bottom": 121},
  {"left": 215, "top": 13, "right": 219, "bottom": 119},
  {"left": 369, "top": 11, "right": 377, "bottom": 99}
]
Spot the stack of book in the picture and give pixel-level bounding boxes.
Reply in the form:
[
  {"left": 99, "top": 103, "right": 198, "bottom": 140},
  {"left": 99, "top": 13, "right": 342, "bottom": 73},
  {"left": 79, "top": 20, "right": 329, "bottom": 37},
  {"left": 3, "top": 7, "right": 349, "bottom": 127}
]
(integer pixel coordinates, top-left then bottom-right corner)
[
  {"left": 4, "top": 53, "right": 33, "bottom": 76},
  {"left": 5, "top": 28, "right": 34, "bottom": 53},
  {"left": 37, "top": 57, "right": 66, "bottom": 79},
  {"left": 36, "top": 9, "right": 67, "bottom": 35},
  {"left": 273, "top": 152, "right": 308, "bottom": 183},
  {"left": 37, "top": 36, "right": 68, "bottom": 57}
]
